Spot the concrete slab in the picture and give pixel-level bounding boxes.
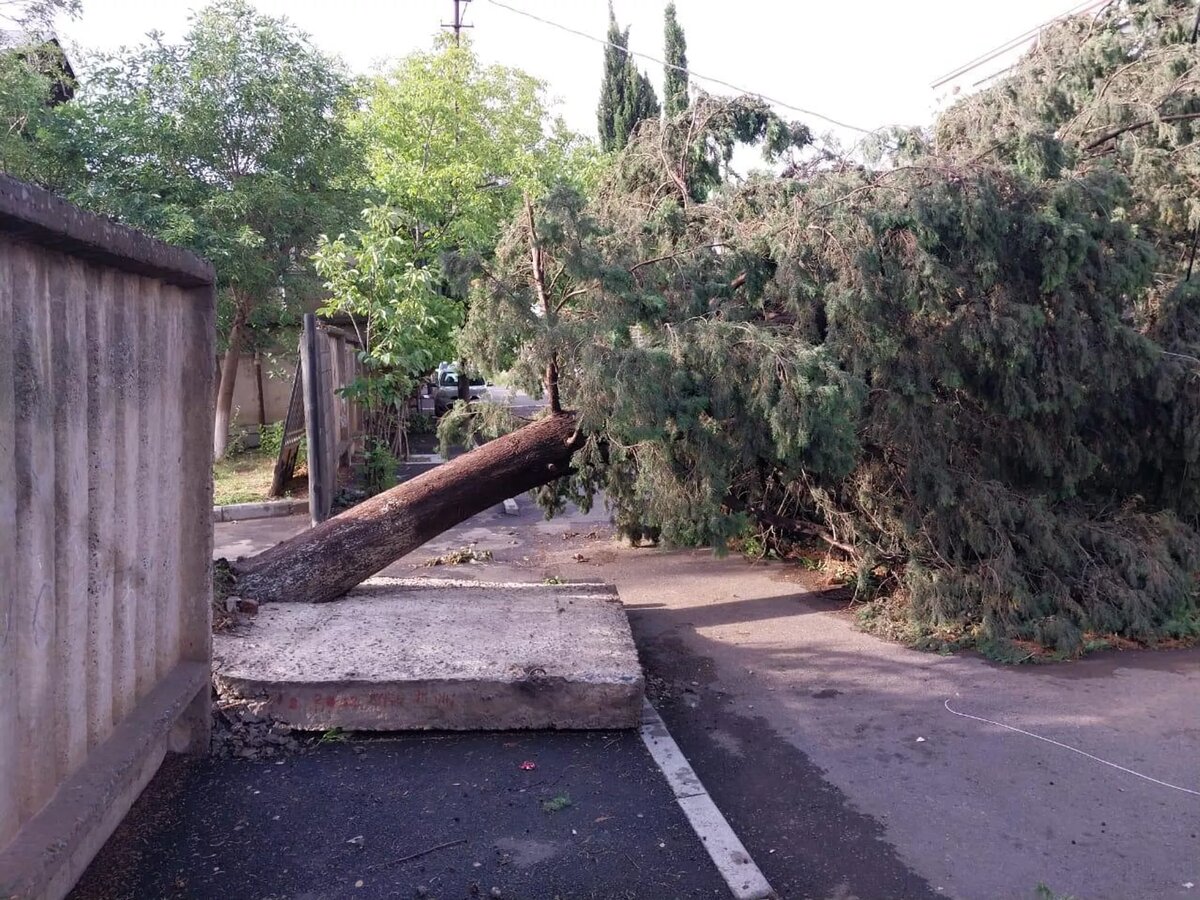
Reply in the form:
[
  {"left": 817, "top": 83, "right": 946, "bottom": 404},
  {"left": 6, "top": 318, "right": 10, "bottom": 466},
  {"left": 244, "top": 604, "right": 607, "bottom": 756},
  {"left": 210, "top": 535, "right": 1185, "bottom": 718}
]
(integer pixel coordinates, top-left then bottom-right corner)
[{"left": 213, "top": 578, "right": 643, "bottom": 731}]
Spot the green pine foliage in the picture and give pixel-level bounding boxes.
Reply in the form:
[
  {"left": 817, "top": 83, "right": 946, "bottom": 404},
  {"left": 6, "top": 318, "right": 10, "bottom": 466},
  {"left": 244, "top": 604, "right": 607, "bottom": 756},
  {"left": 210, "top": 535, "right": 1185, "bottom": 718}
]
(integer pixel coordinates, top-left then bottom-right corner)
[
  {"left": 935, "top": 0, "right": 1200, "bottom": 290},
  {"left": 663, "top": 2, "right": 689, "bottom": 118},
  {"left": 597, "top": 4, "right": 660, "bottom": 153},
  {"left": 467, "top": 48, "right": 1200, "bottom": 655}
]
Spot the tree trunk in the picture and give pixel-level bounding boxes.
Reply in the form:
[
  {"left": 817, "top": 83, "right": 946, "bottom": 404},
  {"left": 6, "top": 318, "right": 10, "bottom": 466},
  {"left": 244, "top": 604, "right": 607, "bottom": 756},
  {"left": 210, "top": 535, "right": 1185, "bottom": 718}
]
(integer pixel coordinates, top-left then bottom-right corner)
[
  {"left": 253, "top": 350, "right": 267, "bottom": 426},
  {"left": 213, "top": 304, "right": 248, "bottom": 461},
  {"left": 524, "top": 194, "right": 562, "bottom": 414},
  {"left": 231, "top": 412, "right": 582, "bottom": 604},
  {"left": 457, "top": 355, "right": 470, "bottom": 402}
]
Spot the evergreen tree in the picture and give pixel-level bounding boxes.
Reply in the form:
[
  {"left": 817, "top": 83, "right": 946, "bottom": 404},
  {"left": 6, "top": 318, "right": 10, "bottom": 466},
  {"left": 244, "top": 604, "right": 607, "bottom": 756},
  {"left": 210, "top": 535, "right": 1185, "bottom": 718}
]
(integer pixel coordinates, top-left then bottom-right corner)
[
  {"left": 596, "top": 3, "right": 659, "bottom": 152},
  {"left": 663, "top": 1, "right": 688, "bottom": 118},
  {"left": 626, "top": 65, "right": 660, "bottom": 137},
  {"left": 596, "top": 6, "right": 628, "bottom": 152},
  {"left": 457, "top": 83, "right": 1200, "bottom": 658}
]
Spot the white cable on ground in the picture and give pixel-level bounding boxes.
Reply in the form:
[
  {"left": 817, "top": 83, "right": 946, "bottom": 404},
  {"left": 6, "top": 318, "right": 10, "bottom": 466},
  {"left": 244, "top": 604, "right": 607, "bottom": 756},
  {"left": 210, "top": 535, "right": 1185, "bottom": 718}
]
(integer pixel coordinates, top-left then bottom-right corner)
[{"left": 944, "top": 699, "right": 1200, "bottom": 798}]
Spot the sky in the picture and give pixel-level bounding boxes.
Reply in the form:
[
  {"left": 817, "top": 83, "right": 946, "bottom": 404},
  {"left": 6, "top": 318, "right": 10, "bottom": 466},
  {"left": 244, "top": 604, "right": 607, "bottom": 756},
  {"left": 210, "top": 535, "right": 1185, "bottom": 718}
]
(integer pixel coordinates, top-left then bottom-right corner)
[{"left": 56, "top": 0, "right": 1075, "bottom": 145}]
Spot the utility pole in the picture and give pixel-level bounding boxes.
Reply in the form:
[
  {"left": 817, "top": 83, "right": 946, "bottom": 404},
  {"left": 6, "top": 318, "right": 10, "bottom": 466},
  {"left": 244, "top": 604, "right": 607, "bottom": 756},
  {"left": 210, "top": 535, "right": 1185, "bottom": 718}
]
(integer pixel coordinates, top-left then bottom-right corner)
[
  {"left": 442, "top": 0, "right": 473, "bottom": 399},
  {"left": 443, "top": 0, "right": 473, "bottom": 46}
]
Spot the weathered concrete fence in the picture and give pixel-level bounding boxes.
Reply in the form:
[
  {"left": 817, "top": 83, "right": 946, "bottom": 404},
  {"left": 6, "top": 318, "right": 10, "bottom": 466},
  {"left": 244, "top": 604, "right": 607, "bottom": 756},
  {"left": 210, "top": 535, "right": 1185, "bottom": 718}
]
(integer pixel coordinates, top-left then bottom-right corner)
[{"left": 0, "top": 175, "right": 215, "bottom": 899}]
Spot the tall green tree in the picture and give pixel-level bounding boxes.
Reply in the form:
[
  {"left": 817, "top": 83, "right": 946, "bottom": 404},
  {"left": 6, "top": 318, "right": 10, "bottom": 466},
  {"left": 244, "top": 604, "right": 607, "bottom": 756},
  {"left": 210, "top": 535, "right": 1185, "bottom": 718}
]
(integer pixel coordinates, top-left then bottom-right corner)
[
  {"left": 41, "top": 0, "right": 364, "bottom": 458},
  {"left": 313, "top": 38, "right": 592, "bottom": 432},
  {"left": 662, "top": 1, "right": 688, "bottom": 118},
  {"left": 596, "top": 3, "right": 659, "bottom": 152}
]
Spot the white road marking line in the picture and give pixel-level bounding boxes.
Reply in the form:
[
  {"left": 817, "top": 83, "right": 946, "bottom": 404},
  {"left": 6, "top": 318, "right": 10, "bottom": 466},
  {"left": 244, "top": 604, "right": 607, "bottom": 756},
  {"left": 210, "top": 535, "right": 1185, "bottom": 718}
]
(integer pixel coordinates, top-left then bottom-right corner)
[{"left": 639, "top": 699, "right": 777, "bottom": 900}]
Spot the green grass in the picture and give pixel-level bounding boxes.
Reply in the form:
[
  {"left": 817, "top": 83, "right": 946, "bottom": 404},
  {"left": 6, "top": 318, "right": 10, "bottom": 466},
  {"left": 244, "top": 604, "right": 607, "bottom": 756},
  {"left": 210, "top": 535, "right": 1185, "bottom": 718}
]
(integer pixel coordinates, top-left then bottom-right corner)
[{"left": 213, "top": 448, "right": 303, "bottom": 506}]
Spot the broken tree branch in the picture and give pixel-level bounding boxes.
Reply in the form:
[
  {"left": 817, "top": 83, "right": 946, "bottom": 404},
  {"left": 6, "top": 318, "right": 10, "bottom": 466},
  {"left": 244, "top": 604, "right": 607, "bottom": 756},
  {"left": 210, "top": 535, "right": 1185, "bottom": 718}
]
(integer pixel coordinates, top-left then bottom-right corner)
[{"left": 1084, "top": 111, "right": 1200, "bottom": 150}]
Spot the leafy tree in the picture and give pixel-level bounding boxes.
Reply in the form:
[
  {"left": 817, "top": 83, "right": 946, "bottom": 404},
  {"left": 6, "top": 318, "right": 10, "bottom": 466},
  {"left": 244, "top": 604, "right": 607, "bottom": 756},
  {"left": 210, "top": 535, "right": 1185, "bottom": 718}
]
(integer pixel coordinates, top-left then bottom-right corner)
[
  {"left": 662, "top": 2, "right": 688, "bottom": 118},
  {"left": 597, "top": 3, "right": 660, "bottom": 152},
  {"left": 0, "top": 43, "right": 62, "bottom": 178},
  {"left": 935, "top": 0, "right": 1200, "bottom": 291},
  {"left": 313, "top": 38, "right": 592, "bottom": 439},
  {"left": 39, "top": 0, "right": 364, "bottom": 458}
]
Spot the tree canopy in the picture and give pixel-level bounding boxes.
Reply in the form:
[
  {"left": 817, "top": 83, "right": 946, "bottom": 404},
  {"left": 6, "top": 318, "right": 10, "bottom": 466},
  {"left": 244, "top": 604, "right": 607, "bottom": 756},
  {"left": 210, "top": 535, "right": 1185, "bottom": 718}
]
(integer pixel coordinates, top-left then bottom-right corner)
[
  {"left": 0, "top": 0, "right": 79, "bottom": 181},
  {"left": 47, "top": 0, "right": 362, "bottom": 309},
  {"left": 30, "top": 0, "right": 365, "bottom": 455}
]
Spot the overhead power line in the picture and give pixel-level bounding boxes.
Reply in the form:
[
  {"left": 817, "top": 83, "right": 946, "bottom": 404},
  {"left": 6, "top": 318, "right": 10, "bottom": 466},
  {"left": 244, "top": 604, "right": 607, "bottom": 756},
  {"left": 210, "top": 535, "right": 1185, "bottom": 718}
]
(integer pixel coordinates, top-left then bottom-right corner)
[
  {"left": 484, "top": 0, "right": 873, "bottom": 134},
  {"left": 929, "top": 0, "right": 1110, "bottom": 90}
]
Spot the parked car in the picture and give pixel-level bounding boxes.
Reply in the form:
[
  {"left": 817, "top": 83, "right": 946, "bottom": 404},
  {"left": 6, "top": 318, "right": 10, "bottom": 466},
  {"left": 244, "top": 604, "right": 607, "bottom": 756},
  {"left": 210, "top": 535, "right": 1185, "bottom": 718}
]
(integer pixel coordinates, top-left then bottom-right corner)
[{"left": 433, "top": 366, "right": 489, "bottom": 415}]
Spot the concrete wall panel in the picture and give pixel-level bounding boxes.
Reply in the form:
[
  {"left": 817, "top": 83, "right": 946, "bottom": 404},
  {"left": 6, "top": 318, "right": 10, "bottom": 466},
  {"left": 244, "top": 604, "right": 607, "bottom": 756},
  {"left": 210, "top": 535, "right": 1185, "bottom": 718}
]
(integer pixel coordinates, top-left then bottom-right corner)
[
  {"left": 0, "top": 227, "right": 17, "bottom": 846},
  {"left": 0, "top": 175, "right": 215, "bottom": 899}
]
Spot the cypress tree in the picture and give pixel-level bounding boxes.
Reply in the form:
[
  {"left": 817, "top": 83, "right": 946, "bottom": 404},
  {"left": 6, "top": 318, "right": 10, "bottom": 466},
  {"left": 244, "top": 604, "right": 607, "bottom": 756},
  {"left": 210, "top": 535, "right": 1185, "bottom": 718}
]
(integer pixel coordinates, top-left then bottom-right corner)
[
  {"left": 624, "top": 66, "right": 660, "bottom": 141},
  {"left": 597, "top": 3, "right": 660, "bottom": 152},
  {"left": 663, "top": 1, "right": 688, "bottom": 118},
  {"left": 597, "top": 5, "right": 628, "bottom": 152}
]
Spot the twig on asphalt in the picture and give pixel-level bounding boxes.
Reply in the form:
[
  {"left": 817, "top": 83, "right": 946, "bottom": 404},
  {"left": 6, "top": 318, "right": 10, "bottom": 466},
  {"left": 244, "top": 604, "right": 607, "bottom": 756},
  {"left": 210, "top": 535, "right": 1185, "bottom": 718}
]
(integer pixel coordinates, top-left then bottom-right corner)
[{"left": 367, "top": 839, "right": 467, "bottom": 870}]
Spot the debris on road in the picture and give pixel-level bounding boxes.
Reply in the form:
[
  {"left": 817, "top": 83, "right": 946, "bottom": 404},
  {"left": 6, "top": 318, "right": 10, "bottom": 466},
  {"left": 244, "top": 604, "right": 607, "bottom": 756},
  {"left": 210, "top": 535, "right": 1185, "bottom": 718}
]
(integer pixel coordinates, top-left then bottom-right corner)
[
  {"left": 542, "top": 794, "right": 573, "bottom": 813},
  {"left": 425, "top": 546, "right": 495, "bottom": 566},
  {"left": 210, "top": 695, "right": 304, "bottom": 759}
]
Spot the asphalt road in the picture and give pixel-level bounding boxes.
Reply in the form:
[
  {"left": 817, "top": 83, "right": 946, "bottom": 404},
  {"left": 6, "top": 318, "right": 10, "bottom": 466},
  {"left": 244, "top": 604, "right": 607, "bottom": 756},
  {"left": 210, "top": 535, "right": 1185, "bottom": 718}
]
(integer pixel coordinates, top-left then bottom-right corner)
[
  {"left": 210, "top": 501, "right": 1200, "bottom": 900},
  {"left": 70, "top": 731, "right": 728, "bottom": 900},
  {"left": 544, "top": 543, "right": 1200, "bottom": 900}
]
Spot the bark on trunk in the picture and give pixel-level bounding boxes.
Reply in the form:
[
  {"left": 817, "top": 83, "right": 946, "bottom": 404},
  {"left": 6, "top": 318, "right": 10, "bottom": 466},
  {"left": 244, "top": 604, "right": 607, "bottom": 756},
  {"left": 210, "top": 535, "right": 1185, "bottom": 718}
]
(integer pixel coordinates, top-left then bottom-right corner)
[
  {"left": 232, "top": 412, "right": 582, "bottom": 604},
  {"left": 253, "top": 350, "right": 267, "bottom": 426},
  {"left": 456, "top": 356, "right": 470, "bottom": 402},
  {"left": 525, "top": 194, "right": 562, "bottom": 414},
  {"left": 213, "top": 305, "right": 247, "bottom": 461}
]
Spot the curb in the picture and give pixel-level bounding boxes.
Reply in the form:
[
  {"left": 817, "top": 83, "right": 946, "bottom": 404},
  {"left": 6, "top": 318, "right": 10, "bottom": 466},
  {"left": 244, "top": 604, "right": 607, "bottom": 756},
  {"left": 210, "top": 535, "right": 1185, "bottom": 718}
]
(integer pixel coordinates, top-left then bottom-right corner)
[{"left": 212, "top": 499, "right": 308, "bottom": 523}]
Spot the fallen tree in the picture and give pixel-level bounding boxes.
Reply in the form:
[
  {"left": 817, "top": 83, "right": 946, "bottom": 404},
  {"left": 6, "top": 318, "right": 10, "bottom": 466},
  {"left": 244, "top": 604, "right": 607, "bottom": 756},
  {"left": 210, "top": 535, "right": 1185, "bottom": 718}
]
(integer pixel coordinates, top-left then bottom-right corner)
[
  {"left": 232, "top": 412, "right": 581, "bottom": 603},
  {"left": 230, "top": 5, "right": 1200, "bottom": 655}
]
